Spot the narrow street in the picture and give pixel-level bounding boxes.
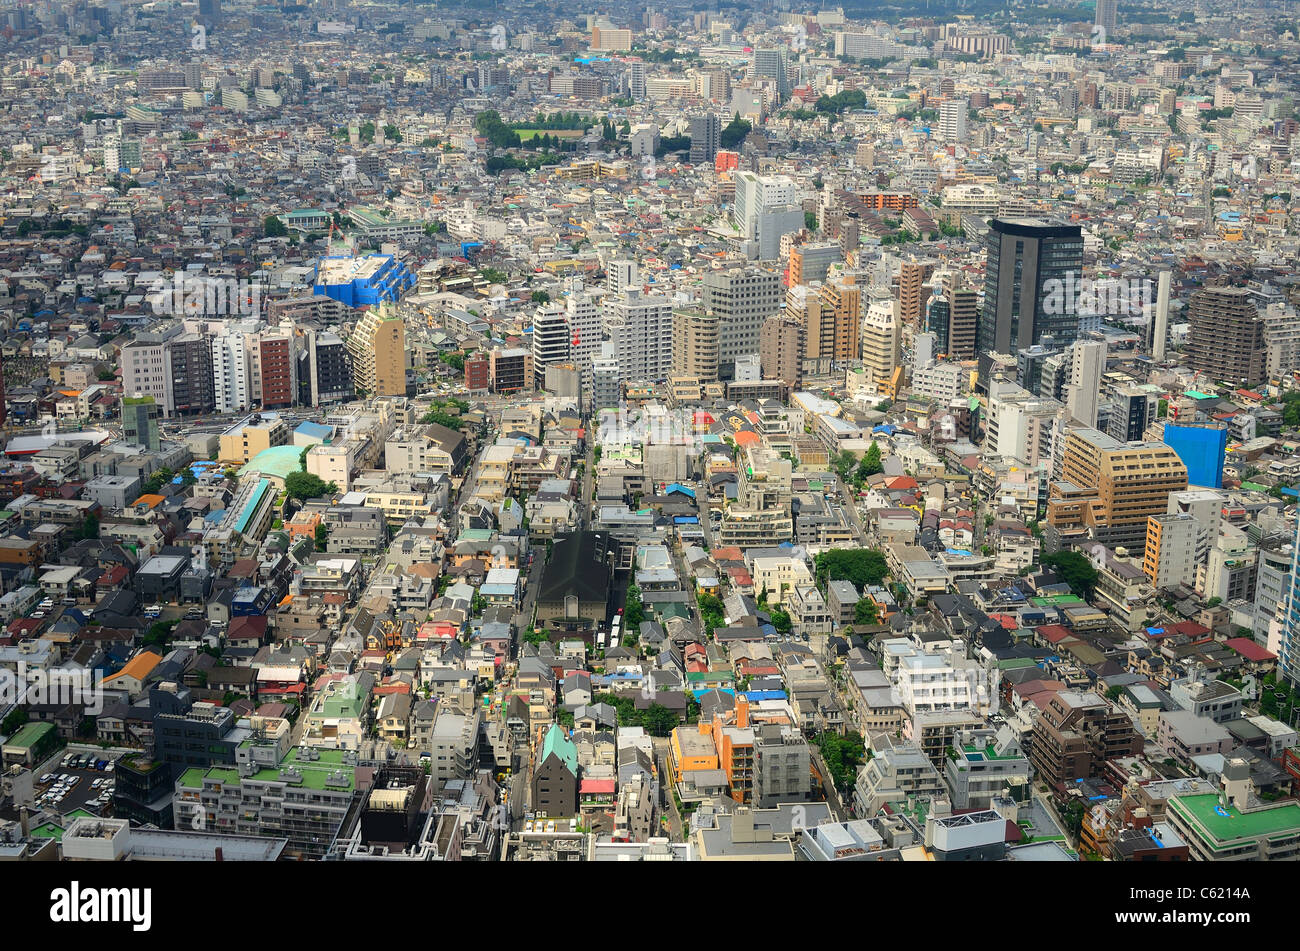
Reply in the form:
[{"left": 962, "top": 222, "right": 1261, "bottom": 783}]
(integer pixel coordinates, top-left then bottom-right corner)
[
  {"left": 652, "top": 737, "right": 684, "bottom": 841},
  {"left": 838, "top": 476, "right": 868, "bottom": 543},
  {"left": 808, "top": 744, "right": 850, "bottom": 823}
]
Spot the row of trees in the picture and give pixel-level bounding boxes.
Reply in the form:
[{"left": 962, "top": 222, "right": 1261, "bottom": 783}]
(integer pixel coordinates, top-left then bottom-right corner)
[
  {"left": 832, "top": 441, "right": 883, "bottom": 488},
  {"left": 816, "top": 89, "right": 868, "bottom": 114},
  {"left": 593, "top": 692, "right": 682, "bottom": 737}
]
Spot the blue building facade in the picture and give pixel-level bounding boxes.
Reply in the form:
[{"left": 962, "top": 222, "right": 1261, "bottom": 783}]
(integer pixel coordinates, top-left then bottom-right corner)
[
  {"left": 313, "top": 254, "right": 415, "bottom": 308},
  {"left": 1162, "top": 423, "right": 1227, "bottom": 489}
]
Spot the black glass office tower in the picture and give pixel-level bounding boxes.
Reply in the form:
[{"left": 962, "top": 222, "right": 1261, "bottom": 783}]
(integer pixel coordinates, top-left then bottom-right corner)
[{"left": 979, "top": 218, "right": 1084, "bottom": 356}]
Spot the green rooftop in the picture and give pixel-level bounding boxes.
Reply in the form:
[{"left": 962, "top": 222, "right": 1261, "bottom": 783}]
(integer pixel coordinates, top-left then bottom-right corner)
[
  {"left": 1170, "top": 793, "right": 1300, "bottom": 847},
  {"left": 1031, "top": 594, "right": 1084, "bottom": 607},
  {"left": 5, "top": 720, "right": 55, "bottom": 748},
  {"left": 540, "top": 724, "right": 578, "bottom": 776},
  {"left": 30, "top": 822, "right": 63, "bottom": 841},
  {"left": 961, "top": 742, "right": 1022, "bottom": 762},
  {"left": 177, "top": 747, "right": 357, "bottom": 794}
]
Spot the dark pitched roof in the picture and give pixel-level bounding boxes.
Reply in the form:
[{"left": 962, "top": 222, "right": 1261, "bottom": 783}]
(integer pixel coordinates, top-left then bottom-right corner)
[{"left": 537, "top": 531, "right": 612, "bottom": 606}]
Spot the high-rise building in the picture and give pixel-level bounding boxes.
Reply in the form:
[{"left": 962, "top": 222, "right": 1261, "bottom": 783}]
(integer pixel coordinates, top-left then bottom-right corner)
[
  {"left": 980, "top": 218, "right": 1085, "bottom": 355},
  {"left": 258, "top": 333, "right": 296, "bottom": 409},
  {"left": 297, "top": 328, "right": 353, "bottom": 406},
  {"left": 702, "top": 267, "right": 783, "bottom": 379},
  {"left": 121, "top": 396, "right": 161, "bottom": 451},
  {"left": 566, "top": 287, "right": 601, "bottom": 386},
  {"left": 821, "top": 275, "right": 863, "bottom": 367},
  {"left": 1048, "top": 428, "right": 1189, "bottom": 549},
  {"left": 602, "top": 290, "right": 673, "bottom": 384},
  {"left": 1064, "top": 339, "right": 1107, "bottom": 429},
  {"left": 347, "top": 305, "right": 407, "bottom": 397},
  {"left": 1094, "top": 0, "right": 1117, "bottom": 40},
  {"left": 939, "top": 98, "right": 968, "bottom": 143},
  {"left": 211, "top": 328, "right": 251, "bottom": 413},
  {"left": 897, "top": 260, "right": 935, "bottom": 327},
  {"left": 628, "top": 61, "right": 647, "bottom": 101},
  {"left": 733, "top": 172, "right": 803, "bottom": 261},
  {"left": 926, "top": 277, "right": 978, "bottom": 360},
  {"left": 1277, "top": 514, "right": 1300, "bottom": 683},
  {"left": 168, "top": 333, "right": 215, "bottom": 416},
  {"left": 785, "top": 285, "right": 830, "bottom": 377},
  {"left": 861, "top": 292, "right": 900, "bottom": 388},
  {"left": 753, "top": 47, "right": 791, "bottom": 101},
  {"left": 1107, "top": 385, "right": 1157, "bottom": 443},
  {"left": 672, "top": 309, "right": 721, "bottom": 382},
  {"left": 591, "top": 25, "right": 633, "bottom": 51},
  {"left": 488, "top": 348, "right": 533, "bottom": 394},
  {"left": 689, "top": 113, "right": 720, "bottom": 165},
  {"left": 122, "top": 332, "right": 177, "bottom": 415},
  {"left": 759, "top": 314, "right": 806, "bottom": 389},
  {"left": 1143, "top": 513, "right": 1199, "bottom": 590},
  {"left": 1185, "top": 286, "right": 1266, "bottom": 387},
  {"left": 531, "top": 302, "right": 571, "bottom": 388},
  {"left": 592, "top": 345, "right": 622, "bottom": 411},
  {"left": 607, "top": 260, "right": 638, "bottom": 295},
  {"left": 789, "top": 243, "right": 840, "bottom": 287}
]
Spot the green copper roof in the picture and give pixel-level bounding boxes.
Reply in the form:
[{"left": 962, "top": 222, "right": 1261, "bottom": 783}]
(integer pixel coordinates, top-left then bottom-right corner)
[{"left": 541, "top": 723, "right": 578, "bottom": 776}]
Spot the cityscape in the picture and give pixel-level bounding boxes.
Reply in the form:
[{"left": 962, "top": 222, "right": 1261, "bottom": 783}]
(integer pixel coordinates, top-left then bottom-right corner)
[{"left": 0, "top": 0, "right": 1298, "bottom": 883}]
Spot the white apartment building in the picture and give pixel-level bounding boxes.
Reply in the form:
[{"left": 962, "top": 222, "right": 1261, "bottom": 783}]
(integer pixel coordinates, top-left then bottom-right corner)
[{"left": 602, "top": 289, "right": 673, "bottom": 384}]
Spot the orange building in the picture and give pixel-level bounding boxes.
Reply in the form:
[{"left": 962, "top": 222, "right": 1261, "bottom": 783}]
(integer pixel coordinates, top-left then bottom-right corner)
[{"left": 855, "top": 191, "right": 919, "bottom": 211}]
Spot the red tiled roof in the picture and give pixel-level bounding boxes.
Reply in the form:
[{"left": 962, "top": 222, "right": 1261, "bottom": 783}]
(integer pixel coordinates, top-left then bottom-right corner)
[
  {"left": 1224, "top": 637, "right": 1275, "bottom": 662},
  {"left": 1036, "top": 624, "right": 1073, "bottom": 644}
]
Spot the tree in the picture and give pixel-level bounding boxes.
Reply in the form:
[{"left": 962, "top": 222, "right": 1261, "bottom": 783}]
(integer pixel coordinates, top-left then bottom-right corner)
[
  {"left": 264, "top": 215, "right": 288, "bottom": 237},
  {"left": 815, "top": 549, "right": 889, "bottom": 592},
  {"left": 1, "top": 706, "right": 27, "bottom": 734},
  {"left": 854, "top": 598, "right": 879, "bottom": 626},
  {"left": 78, "top": 514, "right": 100, "bottom": 540},
  {"left": 284, "top": 471, "right": 337, "bottom": 501},
  {"left": 144, "top": 619, "right": 180, "bottom": 649},
  {"left": 813, "top": 730, "right": 866, "bottom": 792},
  {"left": 697, "top": 592, "right": 725, "bottom": 637},
  {"left": 720, "top": 113, "right": 751, "bottom": 149},
  {"left": 769, "top": 607, "right": 793, "bottom": 634},
  {"left": 856, "top": 441, "right": 883, "bottom": 482},
  {"left": 833, "top": 449, "right": 857, "bottom": 483},
  {"left": 1040, "top": 551, "right": 1099, "bottom": 600},
  {"left": 641, "top": 703, "right": 677, "bottom": 737},
  {"left": 625, "top": 584, "right": 646, "bottom": 631}
]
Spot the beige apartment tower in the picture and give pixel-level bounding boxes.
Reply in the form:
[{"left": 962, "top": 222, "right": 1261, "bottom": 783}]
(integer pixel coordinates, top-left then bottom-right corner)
[
  {"left": 672, "top": 309, "right": 721, "bottom": 382},
  {"left": 760, "top": 314, "right": 806, "bottom": 388},
  {"left": 347, "top": 305, "right": 407, "bottom": 397}
]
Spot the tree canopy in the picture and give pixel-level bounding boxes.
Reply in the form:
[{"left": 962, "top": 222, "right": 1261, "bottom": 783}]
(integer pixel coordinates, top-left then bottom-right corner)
[
  {"left": 1040, "top": 550, "right": 1099, "bottom": 600},
  {"left": 284, "top": 471, "right": 338, "bottom": 501},
  {"left": 815, "top": 548, "right": 889, "bottom": 592}
]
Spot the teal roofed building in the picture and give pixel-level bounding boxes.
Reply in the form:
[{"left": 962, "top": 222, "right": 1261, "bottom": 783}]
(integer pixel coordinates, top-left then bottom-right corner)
[
  {"left": 240, "top": 445, "right": 307, "bottom": 486},
  {"left": 532, "top": 723, "right": 579, "bottom": 817}
]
